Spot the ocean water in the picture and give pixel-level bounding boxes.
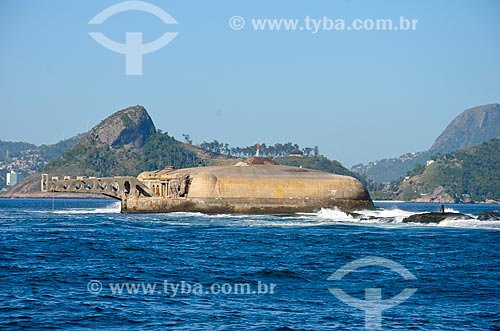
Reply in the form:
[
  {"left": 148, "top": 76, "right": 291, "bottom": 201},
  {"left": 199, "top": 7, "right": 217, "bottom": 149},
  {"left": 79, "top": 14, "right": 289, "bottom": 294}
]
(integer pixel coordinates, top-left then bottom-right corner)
[{"left": 1, "top": 198, "right": 499, "bottom": 330}]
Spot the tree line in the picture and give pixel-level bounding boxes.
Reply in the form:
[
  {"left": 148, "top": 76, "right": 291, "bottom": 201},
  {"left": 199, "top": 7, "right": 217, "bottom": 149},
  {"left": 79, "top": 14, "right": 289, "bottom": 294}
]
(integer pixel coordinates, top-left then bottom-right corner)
[{"left": 197, "top": 140, "right": 320, "bottom": 158}]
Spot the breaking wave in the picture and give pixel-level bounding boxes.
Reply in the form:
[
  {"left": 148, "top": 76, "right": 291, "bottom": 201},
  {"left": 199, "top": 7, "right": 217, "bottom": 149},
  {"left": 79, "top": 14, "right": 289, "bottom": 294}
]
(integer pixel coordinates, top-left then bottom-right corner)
[
  {"left": 52, "top": 201, "right": 121, "bottom": 214},
  {"left": 311, "top": 207, "right": 500, "bottom": 231},
  {"left": 147, "top": 206, "right": 500, "bottom": 231}
]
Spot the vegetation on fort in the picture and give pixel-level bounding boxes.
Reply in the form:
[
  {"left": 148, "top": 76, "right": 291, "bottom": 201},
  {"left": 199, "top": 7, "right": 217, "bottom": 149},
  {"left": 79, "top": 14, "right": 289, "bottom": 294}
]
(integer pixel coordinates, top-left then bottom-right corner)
[{"left": 199, "top": 140, "right": 319, "bottom": 158}]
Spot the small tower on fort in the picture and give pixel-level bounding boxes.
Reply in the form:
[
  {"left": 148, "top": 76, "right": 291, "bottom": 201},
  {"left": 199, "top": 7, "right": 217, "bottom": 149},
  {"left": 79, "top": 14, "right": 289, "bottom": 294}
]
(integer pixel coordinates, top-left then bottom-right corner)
[{"left": 255, "top": 139, "right": 261, "bottom": 157}]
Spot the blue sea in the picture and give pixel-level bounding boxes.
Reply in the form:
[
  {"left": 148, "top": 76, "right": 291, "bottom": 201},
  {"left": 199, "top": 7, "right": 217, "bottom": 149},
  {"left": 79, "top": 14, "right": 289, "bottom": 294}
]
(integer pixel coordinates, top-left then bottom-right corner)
[{"left": 1, "top": 198, "right": 499, "bottom": 330}]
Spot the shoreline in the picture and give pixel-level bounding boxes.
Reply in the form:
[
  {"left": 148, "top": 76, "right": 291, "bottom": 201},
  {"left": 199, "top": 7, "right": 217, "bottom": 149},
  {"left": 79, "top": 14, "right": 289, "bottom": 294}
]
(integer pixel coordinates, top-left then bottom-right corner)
[
  {"left": 374, "top": 199, "right": 499, "bottom": 205},
  {"left": 0, "top": 192, "right": 112, "bottom": 199}
]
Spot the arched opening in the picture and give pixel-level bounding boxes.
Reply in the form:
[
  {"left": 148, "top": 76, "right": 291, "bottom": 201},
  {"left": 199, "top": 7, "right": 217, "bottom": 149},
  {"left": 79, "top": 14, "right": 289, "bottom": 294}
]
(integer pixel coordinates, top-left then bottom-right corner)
[{"left": 124, "top": 181, "right": 131, "bottom": 195}]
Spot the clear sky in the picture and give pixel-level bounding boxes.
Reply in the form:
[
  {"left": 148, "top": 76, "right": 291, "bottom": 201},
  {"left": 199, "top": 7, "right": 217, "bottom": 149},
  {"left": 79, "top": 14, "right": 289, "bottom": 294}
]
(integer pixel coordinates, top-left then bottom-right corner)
[{"left": 1, "top": 0, "right": 499, "bottom": 166}]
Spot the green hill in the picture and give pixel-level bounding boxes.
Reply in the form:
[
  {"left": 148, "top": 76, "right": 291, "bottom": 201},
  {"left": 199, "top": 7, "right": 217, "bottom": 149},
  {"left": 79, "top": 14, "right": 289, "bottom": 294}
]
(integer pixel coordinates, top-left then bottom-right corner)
[
  {"left": 396, "top": 139, "right": 500, "bottom": 203},
  {"left": 351, "top": 151, "right": 432, "bottom": 183},
  {"left": 0, "top": 141, "right": 37, "bottom": 161},
  {"left": 42, "top": 107, "right": 200, "bottom": 177},
  {"left": 3, "top": 106, "right": 209, "bottom": 196},
  {"left": 38, "top": 134, "right": 85, "bottom": 161}
]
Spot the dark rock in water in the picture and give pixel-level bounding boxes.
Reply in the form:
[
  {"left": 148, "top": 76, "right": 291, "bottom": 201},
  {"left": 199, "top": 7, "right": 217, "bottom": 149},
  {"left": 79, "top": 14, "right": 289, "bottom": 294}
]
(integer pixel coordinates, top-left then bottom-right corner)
[
  {"left": 477, "top": 212, "right": 500, "bottom": 221},
  {"left": 347, "top": 212, "right": 373, "bottom": 219},
  {"left": 402, "top": 212, "right": 472, "bottom": 224},
  {"left": 346, "top": 212, "right": 395, "bottom": 223}
]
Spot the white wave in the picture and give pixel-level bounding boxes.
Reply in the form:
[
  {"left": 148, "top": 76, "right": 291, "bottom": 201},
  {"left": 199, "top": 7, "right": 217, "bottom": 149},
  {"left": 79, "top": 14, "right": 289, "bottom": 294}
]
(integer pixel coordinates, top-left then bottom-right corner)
[
  {"left": 165, "top": 211, "right": 206, "bottom": 218},
  {"left": 313, "top": 207, "right": 417, "bottom": 224},
  {"left": 353, "top": 208, "right": 416, "bottom": 223},
  {"left": 301, "top": 208, "right": 395, "bottom": 226},
  {"left": 433, "top": 218, "right": 500, "bottom": 231},
  {"left": 53, "top": 201, "right": 121, "bottom": 214},
  {"left": 316, "top": 208, "right": 355, "bottom": 220}
]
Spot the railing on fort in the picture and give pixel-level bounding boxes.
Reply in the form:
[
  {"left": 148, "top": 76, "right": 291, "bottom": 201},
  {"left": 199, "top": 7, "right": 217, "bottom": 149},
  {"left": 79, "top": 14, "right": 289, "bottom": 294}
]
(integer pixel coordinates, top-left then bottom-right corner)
[{"left": 41, "top": 174, "right": 153, "bottom": 200}]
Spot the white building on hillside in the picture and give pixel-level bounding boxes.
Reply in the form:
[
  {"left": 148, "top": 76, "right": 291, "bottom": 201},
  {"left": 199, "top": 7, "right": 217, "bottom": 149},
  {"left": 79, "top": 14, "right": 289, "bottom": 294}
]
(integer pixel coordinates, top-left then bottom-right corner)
[{"left": 6, "top": 171, "right": 18, "bottom": 186}]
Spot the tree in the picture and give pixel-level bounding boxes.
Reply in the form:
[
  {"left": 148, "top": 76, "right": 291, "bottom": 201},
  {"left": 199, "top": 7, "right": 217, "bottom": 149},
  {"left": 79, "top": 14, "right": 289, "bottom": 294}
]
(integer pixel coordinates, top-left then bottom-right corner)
[
  {"left": 182, "top": 134, "right": 192, "bottom": 145},
  {"left": 303, "top": 147, "right": 313, "bottom": 156},
  {"left": 313, "top": 146, "right": 319, "bottom": 157}
]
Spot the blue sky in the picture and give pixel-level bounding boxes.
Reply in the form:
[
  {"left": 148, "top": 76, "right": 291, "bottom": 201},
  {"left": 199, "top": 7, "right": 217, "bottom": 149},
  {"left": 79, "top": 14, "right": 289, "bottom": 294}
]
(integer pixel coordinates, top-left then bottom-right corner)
[{"left": 1, "top": 0, "right": 499, "bottom": 166}]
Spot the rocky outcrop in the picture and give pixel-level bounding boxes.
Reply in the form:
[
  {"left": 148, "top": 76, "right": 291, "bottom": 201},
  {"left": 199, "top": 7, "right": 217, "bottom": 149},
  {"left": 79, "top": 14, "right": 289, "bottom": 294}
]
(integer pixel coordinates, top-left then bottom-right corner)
[
  {"left": 412, "top": 186, "right": 475, "bottom": 204},
  {"left": 430, "top": 103, "right": 500, "bottom": 154},
  {"left": 413, "top": 186, "right": 455, "bottom": 203},
  {"left": 88, "top": 105, "right": 156, "bottom": 148},
  {"left": 477, "top": 212, "right": 500, "bottom": 221},
  {"left": 402, "top": 212, "right": 472, "bottom": 224}
]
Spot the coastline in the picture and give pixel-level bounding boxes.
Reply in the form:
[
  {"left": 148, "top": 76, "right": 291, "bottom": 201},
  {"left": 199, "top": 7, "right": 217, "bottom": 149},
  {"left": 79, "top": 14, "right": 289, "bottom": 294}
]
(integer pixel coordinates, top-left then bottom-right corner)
[
  {"left": 372, "top": 199, "right": 499, "bottom": 205},
  {"left": 0, "top": 192, "right": 111, "bottom": 199}
]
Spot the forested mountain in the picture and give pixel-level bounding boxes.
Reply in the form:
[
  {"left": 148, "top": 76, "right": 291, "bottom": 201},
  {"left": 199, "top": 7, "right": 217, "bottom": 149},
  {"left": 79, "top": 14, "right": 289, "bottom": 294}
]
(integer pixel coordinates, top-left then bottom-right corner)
[{"left": 396, "top": 139, "right": 500, "bottom": 203}]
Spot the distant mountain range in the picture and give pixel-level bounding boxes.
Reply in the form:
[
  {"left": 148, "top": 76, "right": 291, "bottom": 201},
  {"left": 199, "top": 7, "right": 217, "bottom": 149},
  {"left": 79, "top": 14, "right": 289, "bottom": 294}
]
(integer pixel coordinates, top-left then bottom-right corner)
[
  {"left": 352, "top": 103, "right": 500, "bottom": 183},
  {"left": 351, "top": 150, "right": 432, "bottom": 184},
  {"left": 2, "top": 105, "right": 357, "bottom": 197}
]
